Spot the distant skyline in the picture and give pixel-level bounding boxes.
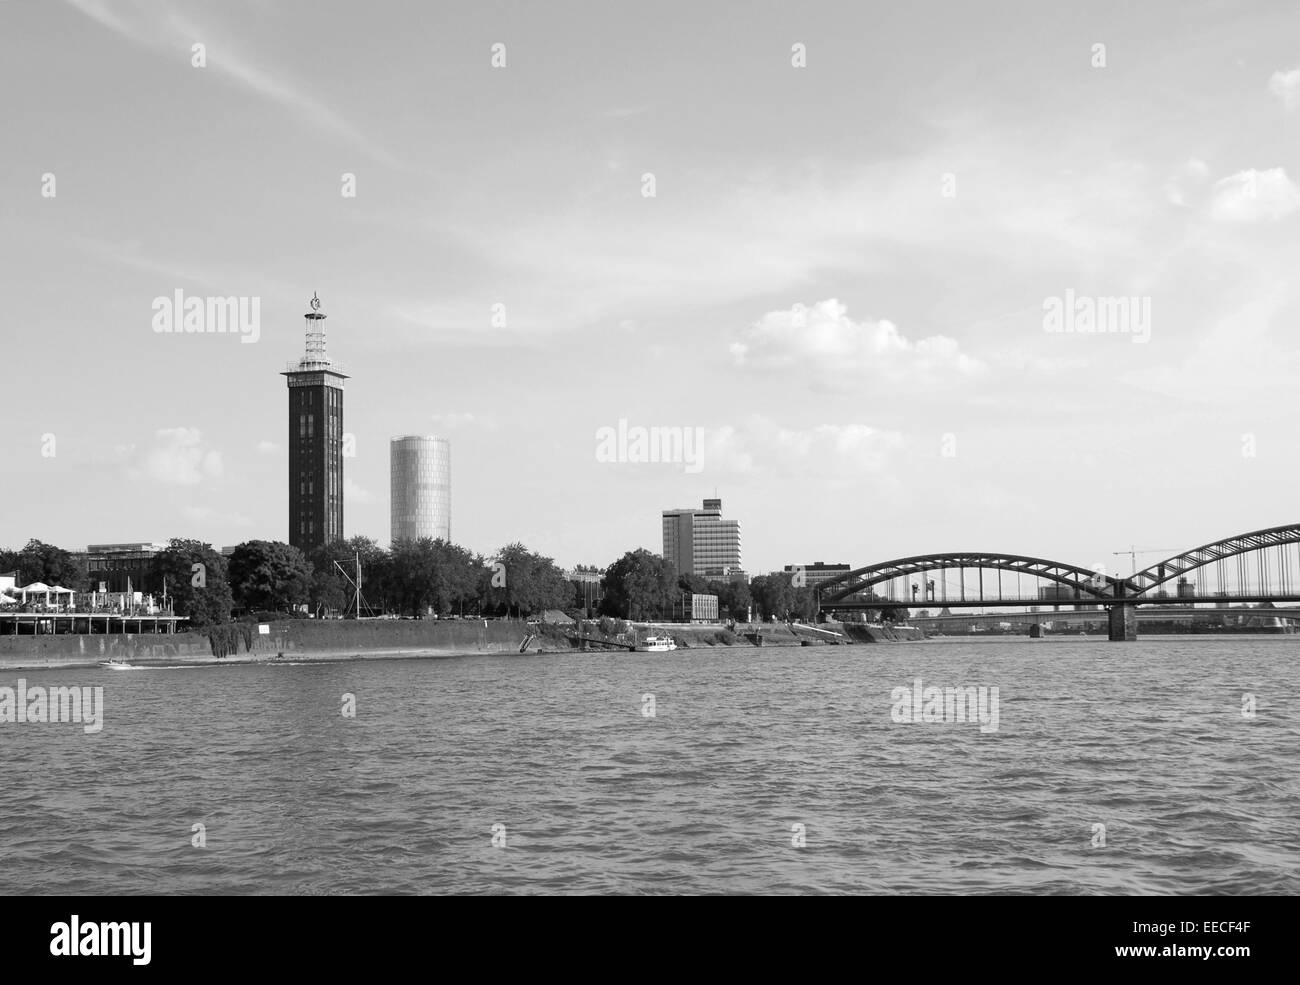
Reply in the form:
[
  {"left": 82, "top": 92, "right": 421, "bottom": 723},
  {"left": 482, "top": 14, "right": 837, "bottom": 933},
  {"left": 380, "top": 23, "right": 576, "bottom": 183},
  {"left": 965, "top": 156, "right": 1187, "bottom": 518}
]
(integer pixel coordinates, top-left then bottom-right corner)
[{"left": 4, "top": 1, "right": 1300, "bottom": 577}]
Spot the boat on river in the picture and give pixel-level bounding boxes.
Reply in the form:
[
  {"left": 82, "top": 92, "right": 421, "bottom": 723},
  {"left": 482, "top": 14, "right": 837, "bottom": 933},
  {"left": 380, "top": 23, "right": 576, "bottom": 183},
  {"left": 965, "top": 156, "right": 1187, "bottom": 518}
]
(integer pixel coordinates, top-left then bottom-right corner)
[{"left": 638, "top": 634, "right": 678, "bottom": 652}]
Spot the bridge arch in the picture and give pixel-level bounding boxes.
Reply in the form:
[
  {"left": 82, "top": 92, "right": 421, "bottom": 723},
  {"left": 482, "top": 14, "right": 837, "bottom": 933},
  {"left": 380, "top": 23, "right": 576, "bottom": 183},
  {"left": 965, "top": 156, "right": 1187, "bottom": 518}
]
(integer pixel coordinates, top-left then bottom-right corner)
[
  {"left": 816, "top": 552, "right": 1125, "bottom": 606},
  {"left": 1129, "top": 523, "right": 1300, "bottom": 597}
]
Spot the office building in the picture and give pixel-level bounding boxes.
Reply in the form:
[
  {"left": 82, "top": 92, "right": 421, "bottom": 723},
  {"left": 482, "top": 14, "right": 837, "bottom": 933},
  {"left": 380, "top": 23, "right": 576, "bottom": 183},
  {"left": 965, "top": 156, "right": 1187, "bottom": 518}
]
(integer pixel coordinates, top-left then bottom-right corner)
[
  {"left": 662, "top": 498, "right": 741, "bottom": 578},
  {"left": 390, "top": 435, "right": 451, "bottom": 542},
  {"left": 783, "top": 561, "right": 851, "bottom": 587},
  {"left": 687, "top": 593, "right": 719, "bottom": 623},
  {"left": 81, "top": 543, "right": 170, "bottom": 593}
]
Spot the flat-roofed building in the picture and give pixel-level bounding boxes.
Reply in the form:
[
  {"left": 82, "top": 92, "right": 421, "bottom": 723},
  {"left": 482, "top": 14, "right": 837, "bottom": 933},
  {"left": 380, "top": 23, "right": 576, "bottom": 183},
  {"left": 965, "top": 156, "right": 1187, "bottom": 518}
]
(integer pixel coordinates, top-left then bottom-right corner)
[
  {"left": 688, "top": 593, "right": 719, "bottom": 623},
  {"left": 662, "top": 498, "right": 741, "bottom": 578},
  {"left": 783, "top": 561, "right": 851, "bottom": 588},
  {"left": 81, "top": 542, "right": 170, "bottom": 593}
]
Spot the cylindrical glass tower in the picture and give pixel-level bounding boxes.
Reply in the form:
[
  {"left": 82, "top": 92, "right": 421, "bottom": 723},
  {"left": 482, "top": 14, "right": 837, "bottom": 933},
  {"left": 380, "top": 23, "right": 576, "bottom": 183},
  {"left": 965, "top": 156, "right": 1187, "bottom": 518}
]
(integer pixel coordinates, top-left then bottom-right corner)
[{"left": 390, "top": 436, "right": 451, "bottom": 543}]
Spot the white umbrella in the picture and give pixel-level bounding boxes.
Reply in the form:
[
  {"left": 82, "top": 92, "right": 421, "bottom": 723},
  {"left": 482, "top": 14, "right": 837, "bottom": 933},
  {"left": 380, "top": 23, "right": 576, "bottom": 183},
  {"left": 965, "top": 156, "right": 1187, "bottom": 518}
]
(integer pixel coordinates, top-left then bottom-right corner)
[{"left": 20, "top": 582, "right": 50, "bottom": 605}]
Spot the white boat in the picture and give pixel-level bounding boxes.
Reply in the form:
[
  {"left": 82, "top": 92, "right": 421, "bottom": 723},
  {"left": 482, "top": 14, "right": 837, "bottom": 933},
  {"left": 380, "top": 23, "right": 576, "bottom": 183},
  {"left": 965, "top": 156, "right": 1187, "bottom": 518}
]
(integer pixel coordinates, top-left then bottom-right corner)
[{"left": 638, "top": 634, "right": 677, "bottom": 652}]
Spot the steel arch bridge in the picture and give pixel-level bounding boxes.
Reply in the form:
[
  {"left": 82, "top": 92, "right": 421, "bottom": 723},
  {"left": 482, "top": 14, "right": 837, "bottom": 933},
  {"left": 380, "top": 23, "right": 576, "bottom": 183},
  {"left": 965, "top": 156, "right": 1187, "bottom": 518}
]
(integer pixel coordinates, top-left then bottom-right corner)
[
  {"left": 813, "top": 522, "right": 1300, "bottom": 640},
  {"left": 1126, "top": 523, "right": 1300, "bottom": 598},
  {"left": 817, "top": 552, "right": 1123, "bottom": 606}
]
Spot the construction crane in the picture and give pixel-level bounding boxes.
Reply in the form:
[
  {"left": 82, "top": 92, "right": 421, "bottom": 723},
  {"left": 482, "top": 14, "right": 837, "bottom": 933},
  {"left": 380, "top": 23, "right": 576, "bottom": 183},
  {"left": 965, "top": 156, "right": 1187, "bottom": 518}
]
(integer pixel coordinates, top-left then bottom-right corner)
[{"left": 1112, "top": 546, "right": 1177, "bottom": 578}]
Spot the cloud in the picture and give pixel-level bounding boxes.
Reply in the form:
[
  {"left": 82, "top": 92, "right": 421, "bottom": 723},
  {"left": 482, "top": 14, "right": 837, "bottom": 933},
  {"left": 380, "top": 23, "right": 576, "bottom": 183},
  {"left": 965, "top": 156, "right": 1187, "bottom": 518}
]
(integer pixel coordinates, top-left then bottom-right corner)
[
  {"left": 65, "top": 0, "right": 401, "bottom": 167},
  {"left": 181, "top": 505, "right": 252, "bottom": 526},
  {"left": 705, "top": 418, "right": 906, "bottom": 478},
  {"left": 255, "top": 440, "right": 279, "bottom": 455},
  {"left": 1207, "top": 168, "right": 1300, "bottom": 222},
  {"left": 429, "top": 412, "right": 480, "bottom": 430},
  {"left": 1268, "top": 67, "right": 1300, "bottom": 111},
  {"left": 730, "top": 299, "right": 985, "bottom": 384},
  {"left": 125, "top": 428, "right": 222, "bottom": 485},
  {"left": 382, "top": 118, "right": 1171, "bottom": 348},
  {"left": 344, "top": 478, "right": 374, "bottom": 503},
  {"left": 1164, "top": 157, "right": 1210, "bottom": 206},
  {"left": 602, "top": 106, "right": 651, "bottom": 119},
  {"left": 63, "top": 0, "right": 134, "bottom": 36}
]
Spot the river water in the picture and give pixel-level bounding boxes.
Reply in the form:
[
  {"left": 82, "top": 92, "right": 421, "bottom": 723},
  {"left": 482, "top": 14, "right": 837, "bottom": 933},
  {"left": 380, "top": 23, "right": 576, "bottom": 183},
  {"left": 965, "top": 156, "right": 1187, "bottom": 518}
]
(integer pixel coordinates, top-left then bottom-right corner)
[{"left": 1, "top": 637, "right": 1296, "bottom": 895}]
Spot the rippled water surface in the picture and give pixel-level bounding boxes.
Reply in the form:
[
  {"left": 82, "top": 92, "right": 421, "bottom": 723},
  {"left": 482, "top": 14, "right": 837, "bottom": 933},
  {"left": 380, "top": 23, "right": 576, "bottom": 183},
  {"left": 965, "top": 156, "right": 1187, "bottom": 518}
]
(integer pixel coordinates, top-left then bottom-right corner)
[{"left": 2, "top": 637, "right": 1297, "bottom": 894}]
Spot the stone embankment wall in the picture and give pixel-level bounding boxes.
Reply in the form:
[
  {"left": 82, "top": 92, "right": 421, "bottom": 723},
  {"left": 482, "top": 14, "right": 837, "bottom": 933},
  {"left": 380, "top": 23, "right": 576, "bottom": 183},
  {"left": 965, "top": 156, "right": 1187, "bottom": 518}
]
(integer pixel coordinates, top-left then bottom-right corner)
[
  {"left": 0, "top": 617, "right": 925, "bottom": 669},
  {"left": 0, "top": 619, "right": 531, "bottom": 669}
]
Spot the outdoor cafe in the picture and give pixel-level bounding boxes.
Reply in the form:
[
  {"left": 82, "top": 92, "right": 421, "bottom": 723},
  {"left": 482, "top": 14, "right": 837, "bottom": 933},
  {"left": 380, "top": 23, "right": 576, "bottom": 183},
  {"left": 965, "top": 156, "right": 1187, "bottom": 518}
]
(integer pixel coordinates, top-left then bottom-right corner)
[{"left": 0, "top": 581, "right": 187, "bottom": 635}]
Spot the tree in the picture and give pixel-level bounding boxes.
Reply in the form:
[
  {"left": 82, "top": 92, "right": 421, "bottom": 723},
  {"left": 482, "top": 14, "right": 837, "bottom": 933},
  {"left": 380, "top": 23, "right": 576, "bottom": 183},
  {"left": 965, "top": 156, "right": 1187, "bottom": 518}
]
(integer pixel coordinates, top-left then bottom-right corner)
[
  {"left": 600, "top": 549, "right": 676, "bottom": 620},
  {"left": 340, "top": 536, "right": 392, "bottom": 615},
  {"left": 15, "top": 539, "right": 88, "bottom": 591},
  {"left": 880, "top": 605, "right": 910, "bottom": 623},
  {"left": 435, "top": 542, "right": 483, "bottom": 617},
  {"left": 678, "top": 572, "right": 710, "bottom": 595},
  {"left": 227, "top": 540, "right": 312, "bottom": 614},
  {"left": 791, "top": 585, "right": 819, "bottom": 622},
  {"left": 708, "top": 578, "right": 752, "bottom": 622},
  {"left": 0, "top": 548, "right": 20, "bottom": 578},
  {"left": 150, "top": 539, "right": 233, "bottom": 628},
  {"left": 387, "top": 538, "right": 486, "bottom": 617},
  {"left": 389, "top": 538, "right": 439, "bottom": 617},
  {"left": 481, "top": 542, "right": 572, "bottom": 618},
  {"left": 749, "top": 573, "right": 796, "bottom": 621},
  {"left": 306, "top": 543, "right": 350, "bottom": 617}
]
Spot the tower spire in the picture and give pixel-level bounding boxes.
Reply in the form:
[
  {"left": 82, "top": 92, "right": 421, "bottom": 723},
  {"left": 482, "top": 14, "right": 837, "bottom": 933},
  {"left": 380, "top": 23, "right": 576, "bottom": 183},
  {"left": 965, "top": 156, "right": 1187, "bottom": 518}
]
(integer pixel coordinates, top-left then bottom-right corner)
[{"left": 303, "top": 292, "right": 328, "bottom": 364}]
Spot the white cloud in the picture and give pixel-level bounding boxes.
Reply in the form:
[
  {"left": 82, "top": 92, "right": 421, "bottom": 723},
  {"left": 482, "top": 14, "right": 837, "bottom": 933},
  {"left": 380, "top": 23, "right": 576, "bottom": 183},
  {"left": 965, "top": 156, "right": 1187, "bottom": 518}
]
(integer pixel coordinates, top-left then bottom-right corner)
[
  {"left": 705, "top": 418, "right": 906, "bottom": 478},
  {"left": 1164, "top": 157, "right": 1210, "bottom": 206},
  {"left": 1268, "top": 67, "right": 1300, "bottom": 111},
  {"left": 1207, "top": 168, "right": 1300, "bottom": 222},
  {"left": 65, "top": 0, "right": 401, "bottom": 167},
  {"left": 181, "top": 505, "right": 252, "bottom": 526},
  {"left": 256, "top": 440, "right": 279, "bottom": 455},
  {"left": 730, "top": 299, "right": 985, "bottom": 384},
  {"left": 128, "top": 428, "right": 222, "bottom": 485},
  {"left": 344, "top": 478, "right": 374, "bottom": 503},
  {"left": 429, "top": 412, "right": 481, "bottom": 430}
]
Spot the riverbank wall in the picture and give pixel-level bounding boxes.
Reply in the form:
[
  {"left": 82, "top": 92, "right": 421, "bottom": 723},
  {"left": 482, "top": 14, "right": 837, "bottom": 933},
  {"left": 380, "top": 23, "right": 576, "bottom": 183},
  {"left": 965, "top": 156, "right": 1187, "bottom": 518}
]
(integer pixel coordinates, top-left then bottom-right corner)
[
  {"left": 547, "top": 619, "right": 927, "bottom": 651},
  {"left": 0, "top": 616, "right": 926, "bottom": 670},
  {"left": 0, "top": 619, "right": 531, "bottom": 670}
]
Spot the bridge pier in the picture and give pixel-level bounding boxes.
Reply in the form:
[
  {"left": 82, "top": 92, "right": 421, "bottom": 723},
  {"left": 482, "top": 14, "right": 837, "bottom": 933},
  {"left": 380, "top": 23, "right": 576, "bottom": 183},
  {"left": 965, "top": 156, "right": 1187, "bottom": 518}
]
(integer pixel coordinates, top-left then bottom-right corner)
[{"left": 1107, "top": 604, "right": 1137, "bottom": 641}]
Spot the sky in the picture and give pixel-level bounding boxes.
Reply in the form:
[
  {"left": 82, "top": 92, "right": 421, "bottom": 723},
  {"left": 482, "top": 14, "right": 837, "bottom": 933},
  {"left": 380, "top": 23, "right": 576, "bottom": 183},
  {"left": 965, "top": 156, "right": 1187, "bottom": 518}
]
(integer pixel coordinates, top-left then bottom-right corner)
[{"left": 2, "top": 0, "right": 1299, "bottom": 577}]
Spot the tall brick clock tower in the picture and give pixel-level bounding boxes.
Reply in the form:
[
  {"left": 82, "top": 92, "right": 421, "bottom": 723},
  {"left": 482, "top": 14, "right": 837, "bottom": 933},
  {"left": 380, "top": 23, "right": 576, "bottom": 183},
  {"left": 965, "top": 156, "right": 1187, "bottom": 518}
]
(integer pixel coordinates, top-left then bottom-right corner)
[{"left": 282, "top": 293, "right": 347, "bottom": 553}]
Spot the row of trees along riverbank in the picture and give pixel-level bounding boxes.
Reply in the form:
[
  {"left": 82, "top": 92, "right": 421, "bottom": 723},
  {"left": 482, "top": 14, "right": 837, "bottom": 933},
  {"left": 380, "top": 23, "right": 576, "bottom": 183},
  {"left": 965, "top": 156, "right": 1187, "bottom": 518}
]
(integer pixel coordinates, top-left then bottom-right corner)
[{"left": 0, "top": 537, "right": 909, "bottom": 629}]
